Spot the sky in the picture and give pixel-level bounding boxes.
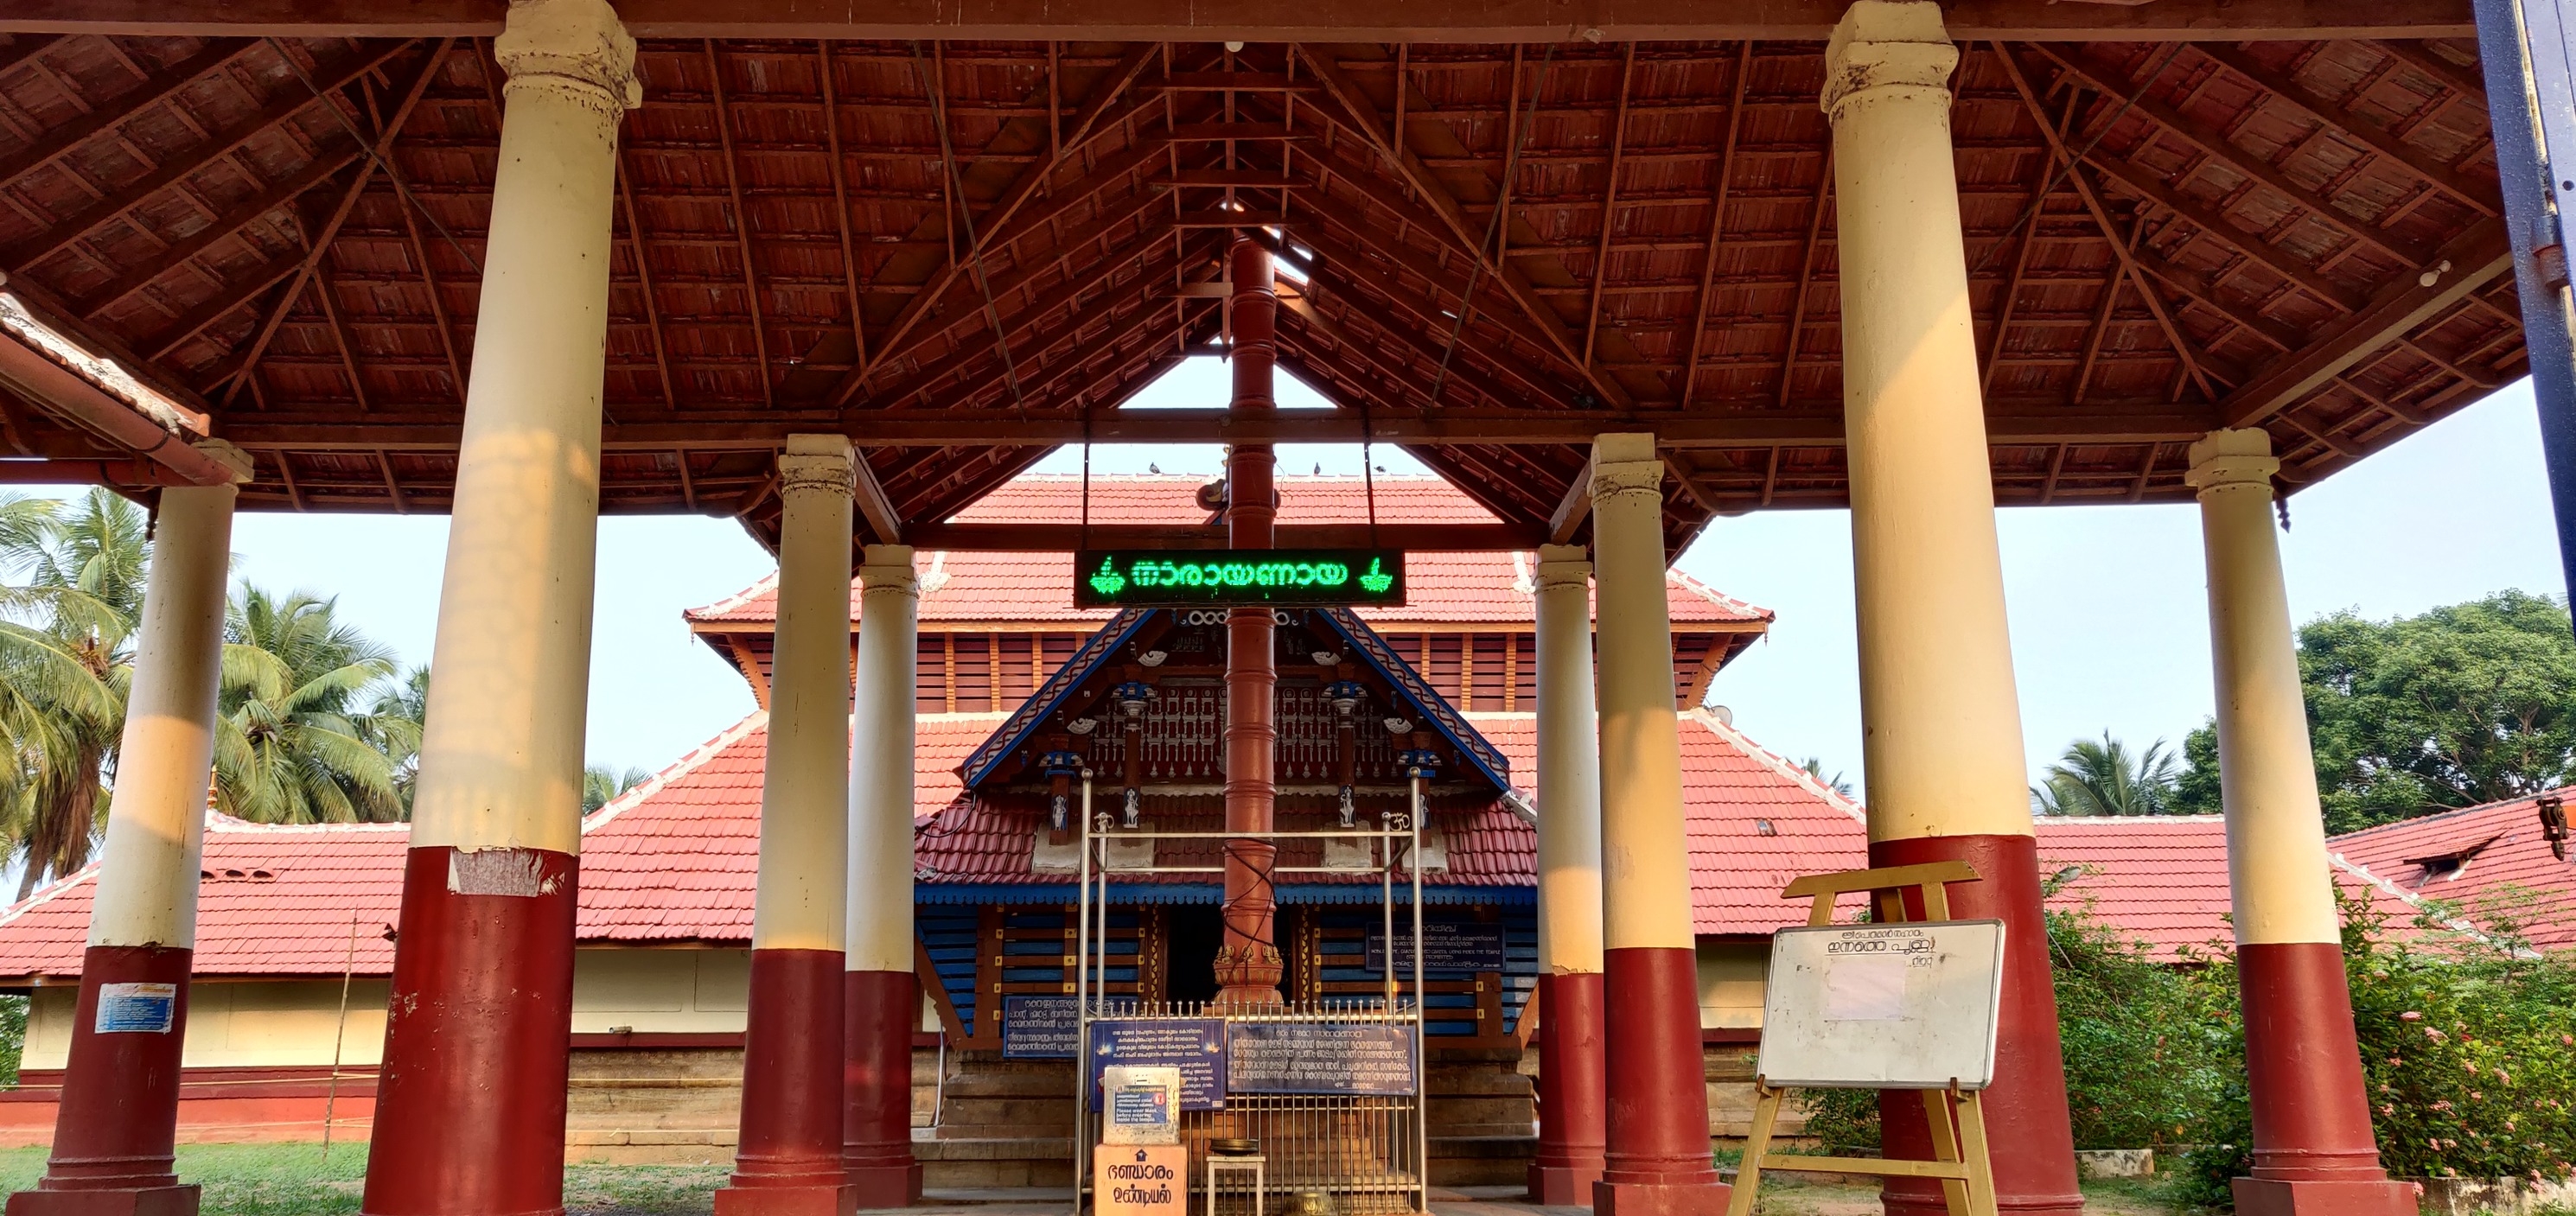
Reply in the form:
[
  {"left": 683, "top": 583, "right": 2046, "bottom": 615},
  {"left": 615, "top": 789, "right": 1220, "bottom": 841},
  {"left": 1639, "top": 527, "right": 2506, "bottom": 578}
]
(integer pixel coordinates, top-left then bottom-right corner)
[{"left": 15, "top": 360, "right": 2566, "bottom": 793}]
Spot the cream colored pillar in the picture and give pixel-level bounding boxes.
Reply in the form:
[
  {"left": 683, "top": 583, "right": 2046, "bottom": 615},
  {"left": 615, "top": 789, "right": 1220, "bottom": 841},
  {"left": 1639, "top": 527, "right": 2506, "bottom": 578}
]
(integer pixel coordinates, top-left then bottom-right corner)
[
  {"left": 843, "top": 542, "right": 923, "bottom": 1204},
  {"left": 2188, "top": 430, "right": 2414, "bottom": 1214},
  {"left": 15, "top": 443, "right": 249, "bottom": 1216},
  {"left": 722, "top": 436, "right": 859, "bottom": 1211},
  {"left": 89, "top": 446, "right": 252, "bottom": 956},
  {"left": 1823, "top": 7, "right": 2078, "bottom": 1212},
  {"left": 751, "top": 436, "right": 857, "bottom": 957},
  {"left": 1528, "top": 544, "right": 1607, "bottom": 1202},
  {"left": 360, "top": 2, "right": 639, "bottom": 1212},
  {"left": 1586, "top": 433, "right": 1725, "bottom": 1214}
]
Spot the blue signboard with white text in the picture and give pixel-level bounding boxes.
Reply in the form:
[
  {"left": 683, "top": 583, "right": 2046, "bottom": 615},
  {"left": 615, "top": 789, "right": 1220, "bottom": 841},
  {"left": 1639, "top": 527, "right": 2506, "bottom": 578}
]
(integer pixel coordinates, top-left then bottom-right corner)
[{"left": 1087, "top": 1018, "right": 1227, "bottom": 1111}]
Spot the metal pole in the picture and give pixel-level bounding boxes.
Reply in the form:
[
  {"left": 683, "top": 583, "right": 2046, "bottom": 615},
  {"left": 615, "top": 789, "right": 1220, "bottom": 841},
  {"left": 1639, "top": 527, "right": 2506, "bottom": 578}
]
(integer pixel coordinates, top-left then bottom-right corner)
[
  {"left": 1076, "top": 770, "right": 1092, "bottom": 1204},
  {"left": 1406, "top": 774, "right": 1430, "bottom": 1212},
  {"left": 2476, "top": 0, "right": 2576, "bottom": 615},
  {"left": 321, "top": 912, "right": 359, "bottom": 1159}
]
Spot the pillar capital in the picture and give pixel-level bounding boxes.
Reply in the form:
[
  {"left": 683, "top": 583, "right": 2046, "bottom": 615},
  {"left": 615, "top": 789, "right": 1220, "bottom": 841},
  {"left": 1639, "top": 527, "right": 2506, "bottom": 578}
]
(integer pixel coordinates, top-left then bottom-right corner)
[
  {"left": 2185, "top": 428, "right": 2282, "bottom": 498},
  {"left": 777, "top": 435, "right": 855, "bottom": 500},
  {"left": 494, "top": 0, "right": 642, "bottom": 115},
  {"left": 860, "top": 544, "right": 918, "bottom": 596},
  {"left": 1821, "top": 0, "right": 1959, "bottom": 122},
  {"left": 1588, "top": 433, "right": 1662, "bottom": 506},
  {"left": 1533, "top": 544, "right": 1591, "bottom": 592}
]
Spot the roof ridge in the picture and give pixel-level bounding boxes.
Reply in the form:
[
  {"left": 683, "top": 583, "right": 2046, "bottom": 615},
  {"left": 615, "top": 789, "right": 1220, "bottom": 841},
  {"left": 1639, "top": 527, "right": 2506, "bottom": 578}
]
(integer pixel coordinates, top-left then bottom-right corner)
[
  {"left": 0, "top": 858, "right": 103, "bottom": 928},
  {"left": 1664, "top": 565, "right": 1774, "bottom": 621},
  {"left": 2330, "top": 786, "right": 2571, "bottom": 844},
  {"left": 2327, "top": 850, "right": 2493, "bottom": 943},
  {"left": 2038, "top": 814, "right": 2228, "bottom": 824},
  {"left": 685, "top": 569, "right": 781, "bottom": 622},
  {"left": 585, "top": 709, "right": 772, "bottom": 832},
  {"left": 1681, "top": 707, "right": 1868, "bottom": 824}
]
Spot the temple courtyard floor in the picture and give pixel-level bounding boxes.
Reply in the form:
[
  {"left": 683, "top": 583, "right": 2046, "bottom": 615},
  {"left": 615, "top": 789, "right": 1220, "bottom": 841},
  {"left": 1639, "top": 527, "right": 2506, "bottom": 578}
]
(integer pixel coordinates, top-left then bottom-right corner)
[{"left": 0, "top": 1145, "right": 2190, "bottom": 1215}]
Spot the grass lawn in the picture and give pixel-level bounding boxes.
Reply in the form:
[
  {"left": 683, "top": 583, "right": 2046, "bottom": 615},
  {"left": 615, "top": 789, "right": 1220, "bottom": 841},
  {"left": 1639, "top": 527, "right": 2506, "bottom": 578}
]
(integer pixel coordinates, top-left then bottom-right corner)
[
  {"left": 0, "top": 1146, "right": 2195, "bottom": 1215},
  {"left": 0, "top": 1144, "right": 730, "bottom": 1215}
]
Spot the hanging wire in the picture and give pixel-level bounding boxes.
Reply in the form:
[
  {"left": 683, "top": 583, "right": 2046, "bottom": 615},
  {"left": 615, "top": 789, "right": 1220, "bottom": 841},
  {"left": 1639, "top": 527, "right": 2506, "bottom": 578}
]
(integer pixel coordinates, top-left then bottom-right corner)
[
  {"left": 1426, "top": 43, "right": 1559, "bottom": 410},
  {"left": 1081, "top": 411, "right": 1094, "bottom": 551},
  {"left": 269, "top": 37, "right": 483, "bottom": 276},
  {"left": 1964, "top": 41, "right": 2188, "bottom": 281},
  {"left": 1360, "top": 394, "right": 1380, "bottom": 549}
]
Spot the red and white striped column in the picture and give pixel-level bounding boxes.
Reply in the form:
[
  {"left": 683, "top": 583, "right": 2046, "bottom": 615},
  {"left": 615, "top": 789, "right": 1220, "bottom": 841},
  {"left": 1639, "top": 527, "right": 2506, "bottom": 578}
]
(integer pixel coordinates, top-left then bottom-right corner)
[
  {"left": 719, "top": 437, "right": 859, "bottom": 1216},
  {"left": 359, "top": 3, "right": 637, "bottom": 1213},
  {"left": 1821, "top": 6, "right": 2081, "bottom": 1213},
  {"left": 844, "top": 544, "right": 922, "bottom": 1207},
  {"left": 1528, "top": 544, "right": 1608, "bottom": 1205},
  {"left": 2189, "top": 430, "right": 2413, "bottom": 1216},
  {"left": 9, "top": 445, "right": 248, "bottom": 1216},
  {"left": 1588, "top": 434, "right": 1727, "bottom": 1216}
]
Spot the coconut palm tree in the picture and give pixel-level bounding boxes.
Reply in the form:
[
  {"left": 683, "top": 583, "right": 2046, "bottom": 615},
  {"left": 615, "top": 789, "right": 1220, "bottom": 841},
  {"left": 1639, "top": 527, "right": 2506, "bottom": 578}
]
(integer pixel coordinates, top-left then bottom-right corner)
[
  {"left": 2031, "top": 733, "right": 2183, "bottom": 817},
  {"left": 0, "top": 491, "right": 150, "bottom": 895},
  {"left": 1800, "top": 757, "right": 1856, "bottom": 799},
  {"left": 582, "top": 765, "right": 651, "bottom": 813},
  {"left": 212, "top": 587, "right": 418, "bottom": 824}
]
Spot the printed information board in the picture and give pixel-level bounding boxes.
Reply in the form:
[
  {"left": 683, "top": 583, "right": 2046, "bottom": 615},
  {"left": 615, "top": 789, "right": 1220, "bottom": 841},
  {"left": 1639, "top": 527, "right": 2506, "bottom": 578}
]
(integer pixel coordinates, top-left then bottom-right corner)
[
  {"left": 1096, "top": 1144, "right": 1188, "bottom": 1216},
  {"left": 1102, "top": 1065, "right": 1181, "bottom": 1145},
  {"left": 1757, "top": 919, "right": 2006, "bottom": 1090},
  {"left": 1364, "top": 922, "right": 1506, "bottom": 975},
  {"left": 1001, "top": 995, "right": 1081, "bottom": 1059},
  {"left": 1227, "top": 1022, "right": 1417, "bottom": 1095},
  {"left": 1089, "top": 1018, "right": 1227, "bottom": 1111},
  {"left": 93, "top": 982, "right": 176, "bottom": 1035}
]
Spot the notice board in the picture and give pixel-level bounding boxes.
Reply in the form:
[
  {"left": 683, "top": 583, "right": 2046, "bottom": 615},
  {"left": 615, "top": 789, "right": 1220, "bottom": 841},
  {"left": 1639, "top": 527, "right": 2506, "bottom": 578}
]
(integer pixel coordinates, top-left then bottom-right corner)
[
  {"left": 1227, "top": 1022, "right": 1418, "bottom": 1095},
  {"left": 1756, "top": 919, "right": 2005, "bottom": 1090},
  {"left": 1088, "top": 1018, "right": 1227, "bottom": 1111},
  {"left": 1001, "top": 996, "right": 1080, "bottom": 1059}
]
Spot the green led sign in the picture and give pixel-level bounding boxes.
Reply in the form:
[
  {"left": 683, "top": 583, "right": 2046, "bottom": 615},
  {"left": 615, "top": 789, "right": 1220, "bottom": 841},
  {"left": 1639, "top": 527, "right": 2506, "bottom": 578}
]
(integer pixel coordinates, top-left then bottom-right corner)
[{"left": 1074, "top": 549, "right": 1406, "bottom": 608}]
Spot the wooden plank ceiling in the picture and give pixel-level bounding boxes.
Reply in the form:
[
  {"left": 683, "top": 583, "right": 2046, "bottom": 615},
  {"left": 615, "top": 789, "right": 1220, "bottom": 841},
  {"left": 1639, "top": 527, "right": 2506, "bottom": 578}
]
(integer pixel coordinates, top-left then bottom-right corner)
[{"left": 0, "top": 31, "right": 2521, "bottom": 551}]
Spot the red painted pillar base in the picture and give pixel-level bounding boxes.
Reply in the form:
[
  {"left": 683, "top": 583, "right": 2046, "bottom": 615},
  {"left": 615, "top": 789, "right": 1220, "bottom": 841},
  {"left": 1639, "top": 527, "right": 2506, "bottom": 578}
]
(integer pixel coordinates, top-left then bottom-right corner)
[
  {"left": 1869, "top": 835, "right": 2082, "bottom": 1216},
  {"left": 1592, "top": 947, "right": 1729, "bottom": 1216},
  {"left": 2230, "top": 941, "right": 2416, "bottom": 1216},
  {"left": 842, "top": 971, "right": 921, "bottom": 1209},
  {"left": 1530, "top": 971, "right": 1607, "bottom": 1206},
  {"left": 6, "top": 946, "right": 199, "bottom": 1216},
  {"left": 719, "top": 950, "right": 856, "bottom": 1216},
  {"left": 361, "top": 846, "right": 577, "bottom": 1216}
]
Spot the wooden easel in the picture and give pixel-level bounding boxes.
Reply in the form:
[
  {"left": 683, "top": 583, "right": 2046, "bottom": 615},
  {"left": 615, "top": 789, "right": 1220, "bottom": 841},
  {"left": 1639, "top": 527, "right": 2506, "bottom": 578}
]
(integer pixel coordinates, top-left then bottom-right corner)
[{"left": 1724, "top": 862, "right": 2000, "bottom": 1216}]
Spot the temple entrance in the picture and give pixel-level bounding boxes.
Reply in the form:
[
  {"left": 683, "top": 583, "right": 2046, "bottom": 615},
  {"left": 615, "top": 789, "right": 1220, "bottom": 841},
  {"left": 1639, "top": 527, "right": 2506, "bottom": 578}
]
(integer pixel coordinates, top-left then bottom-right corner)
[{"left": 1164, "top": 906, "right": 1226, "bottom": 1006}]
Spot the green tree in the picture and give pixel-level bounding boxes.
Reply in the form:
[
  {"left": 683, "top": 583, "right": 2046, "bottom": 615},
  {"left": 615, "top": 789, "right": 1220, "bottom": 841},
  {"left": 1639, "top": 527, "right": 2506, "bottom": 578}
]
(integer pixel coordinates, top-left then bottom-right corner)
[
  {"left": 2170, "top": 720, "right": 2224, "bottom": 815},
  {"left": 0, "top": 491, "right": 150, "bottom": 896},
  {"left": 212, "top": 587, "right": 420, "bottom": 824},
  {"left": 2031, "top": 733, "right": 2181, "bottom": 816},
  {"left": 1798, "top": 756, "right": 1854, "bottom": 799},
  {"left": 582, "top": 765, "right": 650, "bottom": 813},
  {"left": 2301, "top": 590, "right": 2576, "bottom": 832}
]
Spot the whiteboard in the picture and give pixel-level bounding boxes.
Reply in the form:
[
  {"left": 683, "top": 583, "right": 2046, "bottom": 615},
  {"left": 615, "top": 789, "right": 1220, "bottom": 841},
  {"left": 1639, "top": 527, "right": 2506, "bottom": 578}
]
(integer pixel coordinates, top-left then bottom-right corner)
[{"left": 1755, "top": 919, "right": 2005, "bottom": 1090}]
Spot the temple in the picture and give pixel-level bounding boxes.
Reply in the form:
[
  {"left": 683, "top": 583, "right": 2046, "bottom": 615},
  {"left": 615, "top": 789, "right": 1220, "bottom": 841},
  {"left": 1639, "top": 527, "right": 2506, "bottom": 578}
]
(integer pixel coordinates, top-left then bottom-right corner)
[{"left": 0, "top": 3, "right": 2556, "bottom": 1214}]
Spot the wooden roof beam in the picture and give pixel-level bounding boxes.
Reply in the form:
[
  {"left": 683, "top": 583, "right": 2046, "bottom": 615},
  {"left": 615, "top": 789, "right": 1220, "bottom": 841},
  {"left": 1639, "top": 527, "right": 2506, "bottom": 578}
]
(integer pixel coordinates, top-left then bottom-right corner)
[
  {"left": 7, "top": 0, "right": 2478, "bottom": 41},
  {"left": 2190, "top": 44, "right": 2498, "bottom": 218},
  {"left": 2219, "top": 216, "right": 2511, "bottom": 428},
  {"left": 215, "top": 405, "right": 2228, "bottom": 451},
  {"left": 0, "top": 39, "right": 260, "bottom": 195}
]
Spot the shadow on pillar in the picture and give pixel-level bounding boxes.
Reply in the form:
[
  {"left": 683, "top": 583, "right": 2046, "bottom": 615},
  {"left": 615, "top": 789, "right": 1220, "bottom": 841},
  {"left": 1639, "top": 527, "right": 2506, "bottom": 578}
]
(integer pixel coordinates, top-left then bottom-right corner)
[
  {"left": 1529, "top": 971, "right": 1607, "bottom": 1205},
  {"left": 842, "top": 971, "right": 922, "bottom": 1209},
  {"left": 1594, "top": 947, "right": 1729, "bottom": 1216},
  {"left": 1869, "top": 835, "right": 2082, "bottom": 1216},
  {"left": 721, "top": 950, "right": 858, "bottom": 1216},
  {"left": 5, "top": 946, "right": 198, "bottom": 1216}
]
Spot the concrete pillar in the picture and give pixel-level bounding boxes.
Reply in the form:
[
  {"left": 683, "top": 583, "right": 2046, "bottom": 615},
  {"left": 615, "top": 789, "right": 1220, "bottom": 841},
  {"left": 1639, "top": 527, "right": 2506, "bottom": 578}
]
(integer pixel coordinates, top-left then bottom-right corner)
[
  {"left": 1528, "top": 544, "right": 1608, "bottom": 1206},
  {"left": 720, "top": 437, "right": 858, "bottom": 1216},
  {"left": 358, "top": 3, "right": 637, "bottom": 1213},
  {"left": 8, "top": 446, "right": 248, "bottom": 1216},
  {"left": 1587, "top": 434, "right": 1727, "bottom": 1216},
  {"left": 845, "top": 544, "right": 922, "bottom": 1206},
  {"left": 2188, "top": 430, "right": 2415, "bottom": 1216},
  {"left": 1820, "top": 6, "right": 2081, "bottom": 1213},
  {"left": 1215, "top": 237, "right": 1284, "bottom": 1009}
]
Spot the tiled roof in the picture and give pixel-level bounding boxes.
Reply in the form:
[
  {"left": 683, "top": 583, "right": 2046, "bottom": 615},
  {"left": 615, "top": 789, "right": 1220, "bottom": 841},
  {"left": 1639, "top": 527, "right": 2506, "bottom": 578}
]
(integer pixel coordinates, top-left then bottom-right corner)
[
  {"left": 0, "top": 815, "right": 410, "bottom": 981},
  {"left": 2035, "top": 816, "right": 2453, "bottom": 960},
  {"left": 2326, "top": 790, "right": 2576, "bottom": 952},
  {"left": 682, "top": 476, "right": 1771, "bottom": 630}
]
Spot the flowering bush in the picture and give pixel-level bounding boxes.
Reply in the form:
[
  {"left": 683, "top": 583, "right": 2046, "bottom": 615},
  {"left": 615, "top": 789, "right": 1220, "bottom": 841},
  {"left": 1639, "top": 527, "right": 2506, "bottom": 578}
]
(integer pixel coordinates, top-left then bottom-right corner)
[{"left": 2176, "top": 889, "right": 2576, "bottom": 1206}]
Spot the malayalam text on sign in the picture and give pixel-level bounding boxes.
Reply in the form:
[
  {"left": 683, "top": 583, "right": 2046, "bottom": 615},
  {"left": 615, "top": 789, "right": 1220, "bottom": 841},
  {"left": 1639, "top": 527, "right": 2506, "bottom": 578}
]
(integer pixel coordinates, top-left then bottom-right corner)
[
  {"left": 1089, "top": 1018, "right": 1227, "bottom": 1111},
  {"left": 1227, "top": 1022, "right": 1417, "bottom": 1095},
  {"left": 1001, "top": 995, "right": 1080, "bottom": 1059}
]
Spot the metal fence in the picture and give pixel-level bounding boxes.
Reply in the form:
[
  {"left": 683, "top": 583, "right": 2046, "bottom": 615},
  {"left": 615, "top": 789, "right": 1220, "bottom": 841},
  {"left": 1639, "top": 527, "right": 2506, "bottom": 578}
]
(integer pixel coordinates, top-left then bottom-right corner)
[{"left": 1073, "top": 776, "right": 1432, "bottom": 1213}]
